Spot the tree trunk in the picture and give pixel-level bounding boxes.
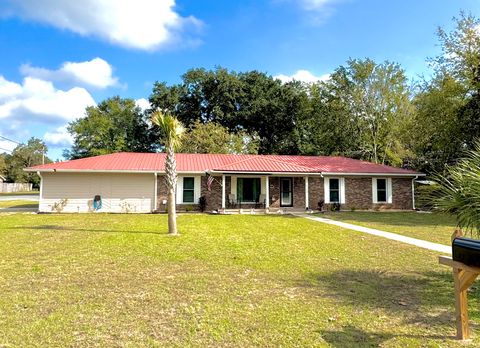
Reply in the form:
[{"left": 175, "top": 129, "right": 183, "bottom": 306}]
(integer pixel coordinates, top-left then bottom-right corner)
[{"left": 165, "top": 143, "right": 178, "bottom": 235}]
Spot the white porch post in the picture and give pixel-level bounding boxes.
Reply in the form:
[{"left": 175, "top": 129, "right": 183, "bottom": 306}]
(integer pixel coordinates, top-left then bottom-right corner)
[
  {"left": 265, "top": 175, "right": 270, "bottom": 209},
  {"left": 221, "top": 174, "right": 226, "bottom": 209},
  {"left": 305, "top": 176, "right": 309, "bottom": 210}
]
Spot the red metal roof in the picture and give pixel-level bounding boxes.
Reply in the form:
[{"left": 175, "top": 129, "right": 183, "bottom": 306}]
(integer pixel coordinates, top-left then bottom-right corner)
[{"left": 26, "top": 152, "right": 421, "bottom": 175}]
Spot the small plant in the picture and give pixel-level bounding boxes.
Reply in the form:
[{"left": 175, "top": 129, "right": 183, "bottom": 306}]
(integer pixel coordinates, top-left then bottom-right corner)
[
  {"left": 51, "top": 198, "right": 68, "bottom": 213},
  {"left": 185, "top": 205, "right": 194, "bottom": 212},
  {"left": 330, "top": 202, "right": 341, "bottom": 212},
  {"left": 198, "top": 196, "right": 207, "bottom": 212},
  {"left": 120, "top": 200, "right": 135, "bottom": 213},
  {"left": 350, "top": 206, "right": 356, "bottom": 212},
  {"left": 317, "top": 200, "right": 325, "bottom": 211}
]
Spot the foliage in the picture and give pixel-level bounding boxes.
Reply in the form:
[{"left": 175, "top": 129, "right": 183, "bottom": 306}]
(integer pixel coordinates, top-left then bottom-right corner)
[
  {"left": 198, "top": 195, "right": 207, "bottom": 212},
  {"left": 4, "top": 138, "right": 50, "bottom": 186},
  {"left": 66, "top": 96, "right": 155, "bottom": 159},
  {"left": 180, "top": 121, "right": 259, "bottom": 154},
  {"left": 427, "top": 143, "right": 480, "bottom": 236}
]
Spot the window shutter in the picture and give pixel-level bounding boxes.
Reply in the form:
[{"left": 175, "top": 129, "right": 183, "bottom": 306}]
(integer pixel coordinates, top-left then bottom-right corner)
[
  {"left": 237, "top": 178, "right": 243, "bottom": 202},
  {"left": 387, "top": 178, "right": 393, "bottom": 204},
  {"left": 176, "top": 176, "right": 183, "bottom": 204},
  {"left": 340, "top": 178, "right": 346, "bottom": 204},
  {"left": 194, "top": 176, "right": 201, "bottom": 203},
  {"left": 372, "top": 178, "right": 378, "bottom": 203},
  {"left": 324, "top": 178, "right": 330, "bottom": 203}
]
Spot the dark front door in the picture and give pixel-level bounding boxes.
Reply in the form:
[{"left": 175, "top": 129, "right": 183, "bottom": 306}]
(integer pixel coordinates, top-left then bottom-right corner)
[{"left": 280, "top": 178, "right": 293, "bottom": 207}]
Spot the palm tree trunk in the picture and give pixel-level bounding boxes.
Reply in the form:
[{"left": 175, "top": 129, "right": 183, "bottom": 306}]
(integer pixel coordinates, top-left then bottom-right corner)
[{"left": 165, "top": 143, "right": 178, "bottom": 235}]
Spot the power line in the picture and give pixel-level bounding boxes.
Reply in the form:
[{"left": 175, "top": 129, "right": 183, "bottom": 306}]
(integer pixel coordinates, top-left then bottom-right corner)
[
  {"left": 0, "top": 147, "right": 12, "bottom": 153},
  {"left": 0, "top": 135, "right": 21, "bottom": 145}
]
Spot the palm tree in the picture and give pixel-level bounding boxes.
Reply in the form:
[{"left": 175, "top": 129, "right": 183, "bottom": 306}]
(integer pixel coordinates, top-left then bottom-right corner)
[
  {"left": 151, "top": 110, "right": 185, "bottom": 235},
  {"left": 428, "top": 142, "right": 480, "bottom": 237}
]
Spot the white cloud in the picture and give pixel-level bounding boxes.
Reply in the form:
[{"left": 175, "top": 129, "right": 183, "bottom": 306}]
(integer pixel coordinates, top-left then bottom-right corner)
[
  {"left": 135, "top": 98, "right": 151, "bottom": 111},
  {"left": 0, "top": 140, "right": 16, "bottom": 153},
  {"left": 0, "top": 76, "right": 96, "bottom": 123},
  {"left": 20, "top": 58, "right": 119, "bottom": 89},
  {"left": 43, "top": 126, "right": 73, "bottom": 147},
  {"left": 275, "top": 70, "right": 330, "bottom": 84},
  {"left": 300, "top": 0, "right": 336, "bottom": 10},
  {"left": 3, "top": 0, "right": 202, "bottom": 50}
]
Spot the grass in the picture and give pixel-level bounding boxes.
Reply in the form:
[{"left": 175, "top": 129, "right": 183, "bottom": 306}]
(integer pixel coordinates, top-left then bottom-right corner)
[
  {"left": 322, "top": 211, "right": 458, "bottom": 246},
  {"left": 0, "top": 200, "right": 39, "bottom": 208},
  {"left": 0, "top": 191, "right": 39, "bottom": 196},
  {"left": 0, "top": 213, "right": 476, "bottom": 347}
]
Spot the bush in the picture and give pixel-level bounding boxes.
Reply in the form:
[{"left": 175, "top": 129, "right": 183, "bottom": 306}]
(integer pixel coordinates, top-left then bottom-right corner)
[{"left": 198, "top": 196, "right": 207, "bottom": 212}]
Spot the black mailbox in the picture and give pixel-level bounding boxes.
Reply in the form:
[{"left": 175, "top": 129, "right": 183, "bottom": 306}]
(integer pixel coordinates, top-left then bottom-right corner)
[{"left": 452, "top": 237, "right": 480, "bottom": 268}]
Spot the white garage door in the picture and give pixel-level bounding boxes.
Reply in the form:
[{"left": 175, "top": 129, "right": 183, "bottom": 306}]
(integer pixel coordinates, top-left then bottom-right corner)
[{"left": 40, "top": 172, "right": 155, "bottom": 213}]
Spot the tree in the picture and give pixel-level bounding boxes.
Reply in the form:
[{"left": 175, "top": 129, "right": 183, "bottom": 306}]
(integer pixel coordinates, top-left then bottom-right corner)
[
  {"left": 428, "top": 142, "right": 480, "bottom": 236},
  {"left": 4, "top": 138, "right": 50, "bottom": 186},
  {"left": 179, "top": 121, "right": 259, "bottom": 154},
  {"left": 325, "top": 59, "right": 413, "bottom": 165},
  {"left": 0, "top": 153, "right": 6, "bottom": 177},
  {"left": 66, "top": 96, "right": 156, "bottom": 159},
  {"left": 151, "top": 110, "right": 185, "bottom": 236}
]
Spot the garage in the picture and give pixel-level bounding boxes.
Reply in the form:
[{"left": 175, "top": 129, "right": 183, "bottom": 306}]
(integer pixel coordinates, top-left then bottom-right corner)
[{"left": 39, "top": 172, "right": 156, "bottom": 213}]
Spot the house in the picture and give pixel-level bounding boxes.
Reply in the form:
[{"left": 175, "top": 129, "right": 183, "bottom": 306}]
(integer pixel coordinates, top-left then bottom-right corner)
[{"left": 25, "top": 152, "right": 424, "bottom": 213}]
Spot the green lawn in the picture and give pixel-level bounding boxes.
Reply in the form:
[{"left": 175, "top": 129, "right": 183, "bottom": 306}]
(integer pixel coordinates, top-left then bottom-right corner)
[
  {"left": 0, "top": 213, "right": 476, "bottom": 347},
  {"left": 0, "top": 200, "right": 39, "bottom": 209},
  {"left": 322, "top": 212, "right": 458, "bottom": 246}
]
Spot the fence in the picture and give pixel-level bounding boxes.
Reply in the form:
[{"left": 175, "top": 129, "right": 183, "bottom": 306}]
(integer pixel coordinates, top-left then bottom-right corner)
[{"left": 0, "top": 183, "right": 33, "bottom": 193}]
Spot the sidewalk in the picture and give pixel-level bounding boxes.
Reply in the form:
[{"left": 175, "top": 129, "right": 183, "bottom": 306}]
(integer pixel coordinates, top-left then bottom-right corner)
[{"left": 294, "top": 213, "right": 451, "bottom": 254}]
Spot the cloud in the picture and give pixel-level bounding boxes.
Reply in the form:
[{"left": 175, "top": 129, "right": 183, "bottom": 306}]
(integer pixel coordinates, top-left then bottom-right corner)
[
  {"left": 274, "top": 70, "right": 330, "bottom": 83},
  {"left": 0, "top": 140, "right": 16, "bottom": 153},
  {"left": 20, "top": 58, "right": 119, "bottom": 89},
  {"left": 43, "top": 126, "right": 73, "bottom": 147},
  {"left": 2, "top": 0, "right": 202, "bottom": 50},
  {"left": 135, "top": 98, "right": 151, "bottom": 112},
  {"left": 0, "top": 75, "right": 96, "bottom": 123},
  {"left": 300, "top": 0, "right": 336, "bottom": 10}
]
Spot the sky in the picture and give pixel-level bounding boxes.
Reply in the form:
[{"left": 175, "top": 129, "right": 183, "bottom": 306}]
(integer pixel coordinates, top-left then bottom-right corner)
[{"left": 0, "top": 0, "right": 479, "bottom": 160}]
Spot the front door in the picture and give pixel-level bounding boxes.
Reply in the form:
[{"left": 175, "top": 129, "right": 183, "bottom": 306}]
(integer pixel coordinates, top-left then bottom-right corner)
[{"left": 280, "top": 178, "right": 293, "bottom": 207}]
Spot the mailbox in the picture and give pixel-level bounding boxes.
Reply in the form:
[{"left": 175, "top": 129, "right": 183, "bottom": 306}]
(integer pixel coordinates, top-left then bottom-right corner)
[{"left": 452, "top": 237, "right": 480, "bottom": 268}]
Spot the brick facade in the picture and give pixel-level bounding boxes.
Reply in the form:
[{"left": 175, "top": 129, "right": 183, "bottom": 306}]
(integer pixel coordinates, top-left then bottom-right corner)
[{"left": 156, "top": 174, "right": 414, "bottom": 212}]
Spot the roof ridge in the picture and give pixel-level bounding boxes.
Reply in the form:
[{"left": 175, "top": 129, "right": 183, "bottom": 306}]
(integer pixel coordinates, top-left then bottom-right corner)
[
  {"left": 212, "top": 155, "right": 255, "bottom": 170},
  {"left": 258, "top": 155, "right": 316, "bottom": 171},
  {"left": 214, "top": 155, "right": 315, "bottom": 172}
]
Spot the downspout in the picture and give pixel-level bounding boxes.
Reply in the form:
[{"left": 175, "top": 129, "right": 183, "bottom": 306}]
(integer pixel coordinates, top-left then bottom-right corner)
[
  {"left": 412, "top": 175, "right": 418, "bottom": 210},
  {"left": 37, "top": 171, "right": 43, "bottom": 213}
]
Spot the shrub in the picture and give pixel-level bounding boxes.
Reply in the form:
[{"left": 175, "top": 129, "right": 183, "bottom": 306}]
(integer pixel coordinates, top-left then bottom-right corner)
[{"left": 198, "top": 196, "right": 207, "bottom": 212}]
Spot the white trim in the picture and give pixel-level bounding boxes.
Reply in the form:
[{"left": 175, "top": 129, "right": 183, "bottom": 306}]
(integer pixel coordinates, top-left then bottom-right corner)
[
  {"left": 324, "top": 177, "right": 345, "bottom": 204},
  {"left": 324, "top": 177, "right": 330, "bottom": 203},
  {"left": 153, "top": 173, "right": 157, "bottom": 211},
  {"left": 305, "top": 176, "right": 309, "bottom": 209},
  {"left": 372, "top": 178, "right": 377, "bottom": 203},
  {"left": 265, "top": 175, "right": 269, "bottom": 208},
  {"left": 322, "top": 172, "right": 424, "bottom": 177},
  {"left": 221, "top": 175, "right": 226, "bottom": 209},
  {"left": 387, "top": 178, "right": 393, "bottom": 204},
  {"left": 231, "top": 176, "right": 237, "bottom": 196},
  {"left": 340, "top": 177, "right": 345, "bottom": 204},
  {"left": 412, "top": 175, "right": 418, "bottom": 209},
  {"left": 37, "top": 171, "right": 43, "bottom": 209}
]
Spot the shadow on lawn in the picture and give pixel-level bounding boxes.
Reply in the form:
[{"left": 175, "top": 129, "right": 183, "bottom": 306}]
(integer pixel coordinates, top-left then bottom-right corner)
[
  {"left": 301, "top": 269, "right": 479, "bottom": 345},
  {"left": 7, "top": 225, "right": 167, "bottom": 235}
]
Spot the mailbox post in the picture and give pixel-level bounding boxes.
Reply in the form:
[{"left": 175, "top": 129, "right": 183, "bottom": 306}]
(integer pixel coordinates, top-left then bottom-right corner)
[{"left": 439, "top": 230, "right": 480, "bottom": 341}]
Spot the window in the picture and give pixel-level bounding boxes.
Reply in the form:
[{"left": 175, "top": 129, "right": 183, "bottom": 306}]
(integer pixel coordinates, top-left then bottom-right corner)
[
  {"left": 183, "top": 177, "right": 195, "bottom": 203},
  {"left": 237, "top": 178, "right": 261, "bottom": 202},
  {"left": 329, "top": 178, "right": 340, "bottom": 203},
  {"left": 376, "top": 178, "right": 387, "bottom": 203}
]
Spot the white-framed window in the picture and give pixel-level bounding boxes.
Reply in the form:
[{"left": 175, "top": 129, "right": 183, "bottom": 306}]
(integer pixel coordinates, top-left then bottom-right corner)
[
  {"left": 230, "top": 176, "right": 266, "bottom": 203},
  {"left": 372, "top": 178, "right": 392, "bottom": 204},
  {"left": 176, "top": 176, "right": 201, "bottom": 204},
  {"left": 324, "top": 177, "right": 345, "bottom": 204}
]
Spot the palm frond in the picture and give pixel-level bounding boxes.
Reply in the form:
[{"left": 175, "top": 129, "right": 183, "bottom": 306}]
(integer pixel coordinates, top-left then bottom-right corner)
[{"left": 151, "top": 110, "right": 185, "bottom": 150}]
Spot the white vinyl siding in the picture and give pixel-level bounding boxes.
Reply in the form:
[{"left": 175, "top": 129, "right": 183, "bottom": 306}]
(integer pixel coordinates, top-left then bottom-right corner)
[
  {"left": 324, "top": 177, "right": 345, "bottom": 204},
  {"left": 176, "top": 175, "right": 201, "bottom": 204},
  {"left": 372, "top": 178, "right": 393, "bottom": 204},
  {"left": 39, "top": 172, "right": 155, "bottom": 213}
]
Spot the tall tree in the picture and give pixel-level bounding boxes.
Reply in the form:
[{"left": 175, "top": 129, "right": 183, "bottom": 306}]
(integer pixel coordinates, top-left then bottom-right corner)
[
  {"left": 326, "top": 59, "right": 413, "bottom": 165},
  {"left": 151, "top": 110, "right": 185, "bottom": 236},
  {"left": 4, "top": 138, "right": 50, "bottom": 186},
  {"left": 180, "top": 121, "right": 259, "bottom": 154},
  {"left": 66, "top": 96, "right": 156, "bottom": 159}
]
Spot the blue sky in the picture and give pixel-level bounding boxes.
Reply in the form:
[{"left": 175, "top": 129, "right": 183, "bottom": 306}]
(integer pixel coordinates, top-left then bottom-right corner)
[{"left": 0, "top": 0, "right": 479, "bottom": 160}]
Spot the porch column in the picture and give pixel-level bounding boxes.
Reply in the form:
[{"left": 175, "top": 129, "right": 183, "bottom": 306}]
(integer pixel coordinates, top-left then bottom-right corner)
[
  {"left": 305, "top": 176, "right": 309, "bottom": 210},
  {"left": 221, "top": 174, "right": 226, "bottom": 209},
  {"left": 265, "top": 175, "right": 270, "bottom": 209}
]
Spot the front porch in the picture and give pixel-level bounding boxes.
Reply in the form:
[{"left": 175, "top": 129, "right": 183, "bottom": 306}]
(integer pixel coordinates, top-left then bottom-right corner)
[{"left": 217, "top": 174, "right": 313, "bottom": 211}]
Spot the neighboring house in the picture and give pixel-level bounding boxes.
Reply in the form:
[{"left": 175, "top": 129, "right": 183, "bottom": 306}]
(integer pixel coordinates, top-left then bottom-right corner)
[{"left": 25, "top": 152, "right": 424, "bottom": 213}]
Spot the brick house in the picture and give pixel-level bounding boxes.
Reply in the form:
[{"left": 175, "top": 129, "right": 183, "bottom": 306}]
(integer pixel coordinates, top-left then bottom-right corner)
[{"left": 26, "top": 152, "right": 423, "bottom": 213}]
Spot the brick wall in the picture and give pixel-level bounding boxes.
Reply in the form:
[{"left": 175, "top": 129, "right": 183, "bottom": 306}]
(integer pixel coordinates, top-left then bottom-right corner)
[{"left": 308, "top": 176, "right": 324, "bottom": 210}]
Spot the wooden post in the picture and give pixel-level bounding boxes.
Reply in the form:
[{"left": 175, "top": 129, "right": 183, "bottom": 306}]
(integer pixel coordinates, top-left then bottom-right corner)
[{"left": 439, "top": 255, "right": 480, "bottom": 341}]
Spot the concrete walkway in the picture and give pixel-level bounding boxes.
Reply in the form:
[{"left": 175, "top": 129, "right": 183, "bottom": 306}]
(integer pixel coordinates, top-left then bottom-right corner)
[{"left": 295, "top": 213, "right": 451, "bottom": 254}]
